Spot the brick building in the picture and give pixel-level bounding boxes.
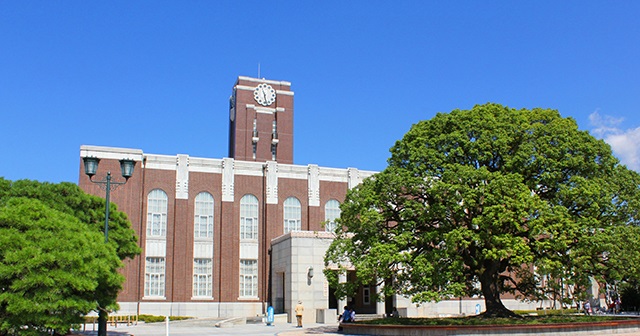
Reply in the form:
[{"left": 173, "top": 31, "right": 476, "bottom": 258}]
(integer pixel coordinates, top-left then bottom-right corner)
[
  {"left": 79, "top": 76, "right": 538, "bottom": 323},
  {"left": 78, "top": 76, "right": 380, "bottom": 322}
]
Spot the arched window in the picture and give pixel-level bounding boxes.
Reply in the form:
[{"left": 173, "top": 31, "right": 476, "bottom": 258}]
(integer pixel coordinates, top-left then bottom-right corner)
[
  {"left": 194, "top": 192, "right": 214, "bottom": 239},
  {"left": 240, "top": 194, "right": 259, "bottom": 240},
  {"left": 193, "top": 192, "right": 214, "bottom": 298},
  {"left": 283, "top": 197, "right": 301, "bottom": 234},
  {"left": 324, "top": 199, "right": 341, "bottom": 232},
  {"left": 147, "top": 189, "right": 168, "bottom": 237}
]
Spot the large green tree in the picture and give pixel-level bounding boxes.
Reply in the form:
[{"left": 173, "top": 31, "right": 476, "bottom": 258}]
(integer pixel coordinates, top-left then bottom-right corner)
[
  {"left": 325, "top": 103, "right": 640, "bottom": 317},
  {"left": 0, "top": 179, "right": 141, "bottom": 335}
]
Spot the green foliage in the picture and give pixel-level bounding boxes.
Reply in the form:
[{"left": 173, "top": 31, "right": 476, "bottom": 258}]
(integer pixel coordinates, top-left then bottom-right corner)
[
  {"left": 0, "top": 179, "right": 140, "bottom": 260},
  {"left": 620, "top": 282, "right": 640, "bottom": 311},
  {"left": 0, "top": 179, "right": 141, "bottom": 335},
  {"left": 325, "top": 103, "right": 640, "bottom": 317},
  {"left": 361, "top": 315, "right": 627, "bottom": 326},
  {"left": 512, "top": 308, "right": 578, "bottom": 315}
]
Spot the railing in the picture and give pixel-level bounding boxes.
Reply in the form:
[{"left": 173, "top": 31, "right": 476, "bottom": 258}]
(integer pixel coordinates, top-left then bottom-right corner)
[{"left": 82, "top": 315, "right": 138, "bottom": 331}]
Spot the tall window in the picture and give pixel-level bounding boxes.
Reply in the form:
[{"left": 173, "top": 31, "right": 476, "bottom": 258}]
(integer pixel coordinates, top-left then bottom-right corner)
[
  {"left": 363, "top": 286, "right": 371, "bottom": 305},
  {"left": 147, "top": 189, "right": 168, "bottom": 237},
  {"left": 324, "top": 199, "right": 341, "bottom": 232},
  {"left": 239, "top": 259, "right": 258, "bottom": 297},
  {"left": 240, "top": 194, "right": 259, "bottom": 240},
  {"left": 252, "top": 118, "right": 258, "bottom": 137},
  {"left": 271, "top": 143, "right": 277, "bottom": 161},
  {"left": 283, "top": 197, "right": 301, "bottom": 234},
  {"left": 194, "top": 192, "right": 214, "bottom": 238},
  {"left": 193, "top": 258, "right": 212, "bottom": 297},
  {"left": 144, "top": 257, "right": 165, "bottom": 297}
]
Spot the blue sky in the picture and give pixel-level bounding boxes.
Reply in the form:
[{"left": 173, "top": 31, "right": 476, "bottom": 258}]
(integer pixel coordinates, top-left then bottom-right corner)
[{"left": 1, "top": 1, "right": 639, "bottom": 183}]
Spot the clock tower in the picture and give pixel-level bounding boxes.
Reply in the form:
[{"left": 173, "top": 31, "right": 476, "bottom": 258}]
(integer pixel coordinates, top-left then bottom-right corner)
[{"left": 228, "top": 76, "right": 294, "bottom": 164}]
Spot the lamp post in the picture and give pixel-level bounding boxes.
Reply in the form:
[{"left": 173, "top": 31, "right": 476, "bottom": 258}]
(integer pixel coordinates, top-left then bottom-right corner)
[{"left": 82, "top": 156, "right": 136, "bottom": 336}]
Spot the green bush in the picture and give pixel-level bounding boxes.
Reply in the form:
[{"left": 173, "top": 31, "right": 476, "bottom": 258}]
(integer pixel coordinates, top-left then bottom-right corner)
[
  {"left": 621, "top": 282, "right": 640, "bottom": 312},
  {"left": 513, "top": 308, "right": 578, "bottom": 315},
  {"left": 362, "top": 315, "right": 626, "bottom": 326}
]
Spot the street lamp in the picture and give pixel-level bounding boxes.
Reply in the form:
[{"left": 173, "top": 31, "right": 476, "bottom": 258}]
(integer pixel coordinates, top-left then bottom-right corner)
[
  {"left": 82, "top": 156, "right": 136, "bottom": 336},
  {"left": 82, "top": 156, "right": 136, "bottom": 242}
]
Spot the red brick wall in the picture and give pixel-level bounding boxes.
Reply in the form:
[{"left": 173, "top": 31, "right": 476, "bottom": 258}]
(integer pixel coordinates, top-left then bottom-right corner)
[
  {"left": 141, "top": 167, "right": 176, "bottom": 303},
  {"left": 79, "top": 156, "right": 355, "bottom": 306}
]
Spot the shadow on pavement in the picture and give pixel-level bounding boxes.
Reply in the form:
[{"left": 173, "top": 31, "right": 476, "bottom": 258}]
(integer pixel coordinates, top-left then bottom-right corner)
[{"left": 277, "top": 325, "right": 342, "bottom": 335}]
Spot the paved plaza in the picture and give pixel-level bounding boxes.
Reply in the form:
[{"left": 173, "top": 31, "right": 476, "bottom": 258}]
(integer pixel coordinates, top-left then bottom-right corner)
[
  {"left": 75, "top": 316, "right": 640, "bottom": 336},
  {"left": 75, "top": 318, "right": 346, "bottom": 336}
]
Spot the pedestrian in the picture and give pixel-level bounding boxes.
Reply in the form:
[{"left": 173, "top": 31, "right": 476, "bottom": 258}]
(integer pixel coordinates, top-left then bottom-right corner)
[
  {"left": 338, "top": 305, "right": 351, "bottom": 332},
  {"left": 295, "top": 300, "right": 304, "bottom": 328},
  {"left": 390, "top": 307, "right": 400, "bottom": 318},
  {"left": 584, "top": 301, "right": 591, "bottom": 316},
  {"left": 339, "top": 306, "right": 351, "bottom": 323}
]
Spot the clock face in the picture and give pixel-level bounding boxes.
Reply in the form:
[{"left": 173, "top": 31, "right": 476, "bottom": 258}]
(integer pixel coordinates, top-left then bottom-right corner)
[{"left": 253, "top": 83, "right": 276, "bottom": 106}]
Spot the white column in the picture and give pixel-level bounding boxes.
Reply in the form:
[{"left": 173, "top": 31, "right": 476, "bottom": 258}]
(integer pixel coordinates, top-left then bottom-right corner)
[
  {"left": 175, "top": 154, "right": 189, "bottom": 200},
  {"left": 222, "top": 158, "right": 235, "bottom": 202},
  {"left": 265, "top": 160, "right": 278, "bottom": 204},
  {"left": 338, "top": 273, "right": 347, "bottom": 315},
  {"left": 347, "top": 168, "right": 360, "bottom": 190},
  {"left": 376, "top": 282, "right": 385, "bottom": 316},
  {"left": 307, "top": 164, "right": 320, "bottom": 207}
]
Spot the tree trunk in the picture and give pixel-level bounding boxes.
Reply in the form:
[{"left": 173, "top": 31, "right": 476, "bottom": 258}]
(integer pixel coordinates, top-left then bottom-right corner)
[
  {"left": 98, "top": 309, "right": 107, "bottom": 336},
  {"left": 479, "top": 266, "right": 520, "bottom": 318}
]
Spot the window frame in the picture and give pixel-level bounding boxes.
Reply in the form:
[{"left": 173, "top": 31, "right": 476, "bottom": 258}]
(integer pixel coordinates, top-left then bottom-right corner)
[
  {"left": 147, "top": 189, "right": 168, "bottom": 238},
  {"left": 194, "top": 192, "right": 214, "bottom": 239},
  {"left": 144, "top": 257, "right": 166, "bottom": 298},
  {"left": 324, "top": 199, "right": 341, "bottom": 232},
  {"left": 193, "top": 258, "right": 213, "bottom": 298},
  {"left": 283, "top": 197, "right": 302, "bottom": 234},
  {"left": 240, "top": 194, "right": 259, "bottom": 241},
  {"left": 239, "top": 259, "right": 258, "bottom": 298}
]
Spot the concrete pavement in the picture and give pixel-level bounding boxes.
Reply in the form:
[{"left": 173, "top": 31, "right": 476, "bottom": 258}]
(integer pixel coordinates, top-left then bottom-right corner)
[
  {"left": 75, "top": 318, "right": 346, "bottom": 336},
  {"left": 74, "top": 317, "right": 640, "bottom": 336}
]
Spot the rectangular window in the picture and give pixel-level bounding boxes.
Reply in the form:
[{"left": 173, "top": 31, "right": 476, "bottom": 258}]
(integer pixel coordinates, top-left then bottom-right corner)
[
  {"left": 253, "top": 119, "right": 258, "bottom": 137},
  {"left": 193, "top": 258, "right": 213, "bottom": 297},
  {"left": 240, "top": 212, "right": 258, "bottom": 240},
  {"left": 284, "top": 219, "right": 300, "bottom": 234},
  {"left": 272, "top": 120, "right": 278, "bottom": 139},
  {"left": 271, "top": 143, "right": 277, "bottom": 161},
  {"left": 239, "top": 259, "right": 258, "bottom": 297},
  {"left": 195, "top": 215, "right": 213, "bottom": 238},
  {"left": 149, "top": 213, "right": 165, "bottom": 236},
  {"left": 252, "top": 142, "right": 257, "bottom": 160},
  {"left": 363, "top": 286, "right": 371, "bottom": 305},
  {"left": 144, "top": 257, "right": 165, "bottom": 297}
]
